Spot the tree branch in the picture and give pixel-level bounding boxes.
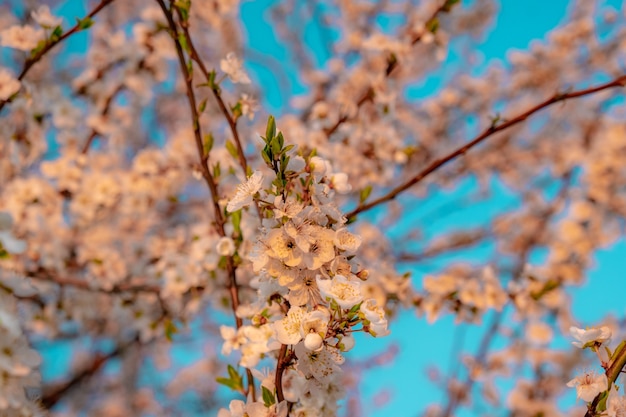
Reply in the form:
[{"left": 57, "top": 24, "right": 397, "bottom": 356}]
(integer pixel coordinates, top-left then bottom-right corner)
[
  {"left": 347, "top": 75, "right": 626, "bottom": 219},
  {"left": 0, "top": 0, "right": 117, "bottom": 113},
  {"left": 41, "top": 336, "right": 140, "bottom": 409},
  {"left": 155, "top": 0, "right": 255, "bottom": 399}
]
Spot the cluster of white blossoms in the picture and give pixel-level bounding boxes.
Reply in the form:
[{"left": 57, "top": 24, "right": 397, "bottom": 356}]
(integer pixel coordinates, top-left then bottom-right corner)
[
  {"left": 418, "top": 266, "right": 508, "bottom": 323},
  {"left": 566, "top": 326, "right": 626, "bottom": 417},
  {"left": 217, "top": 121, "right": 389, "bottom": 416}
]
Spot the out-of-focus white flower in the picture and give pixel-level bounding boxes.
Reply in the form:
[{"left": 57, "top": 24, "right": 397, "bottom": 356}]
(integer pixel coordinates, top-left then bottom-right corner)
[
  {"left": 240, "top": 94, "right": 258, "bottom": 120},
  {"left": 330, "top": 172, "right": 351, "bottom": 194},
  {"left": 220, "top": 52, "right": 251, "bottom": 84},
  {"left": 0, "top": 68, "right": 20, "bottom": 101},
  {"left": 0, "top": 25, "right": 44, "bottom": 51},
  {"left": 226, "top": 171, "right": 263, "bottom": 212},
  {"left": 31, "top": 5, "right": 63, "bottom": 28},
  {"left": 607, "top": 385, "right": 626, "bottom": 417},
  {"left": 216, "top": 236, "right": 236, "bottom": 256}
]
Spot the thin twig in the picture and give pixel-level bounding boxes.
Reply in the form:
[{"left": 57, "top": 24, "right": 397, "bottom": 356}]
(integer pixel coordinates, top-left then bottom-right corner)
[
  {"left": 347, "top": 75, "right": 626, "bottom": 219},
  {"left": 155, "top": 0, "right": 255, "bottom": 399},
  {"left": 0, "top": 0, "right": 117, "bottom": 112}
]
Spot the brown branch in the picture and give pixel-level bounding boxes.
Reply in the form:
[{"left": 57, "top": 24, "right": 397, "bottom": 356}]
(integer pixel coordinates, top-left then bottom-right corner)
[
  {"left": 156, "top": 0, "right": 255, "bottom": 399},
  {"left": 0, "top": 0, "right": 117, "bottom": 113},
  {"left": 347, "top": 75, "right": 626, "bottom": 219},
  {"left": 26, "top": 268, "right": 161, "bottom": 294},
  {"left": 41, "top": 336, "right": 140, "bottom": 409},
  {"left": 81, "top": 83, "right": 125, "bottom": 154},
  {"left": 275, "top": 344, "right": 289, "bottom": 403},
  {"left": 584, "top": 342, "right": 626, "bottom": 417},
  {"left": 396, "top": 229, "right": 491, "bottom": 262},
  {"left": 172, "top": 8, "right": 262, "bottom": 220}
]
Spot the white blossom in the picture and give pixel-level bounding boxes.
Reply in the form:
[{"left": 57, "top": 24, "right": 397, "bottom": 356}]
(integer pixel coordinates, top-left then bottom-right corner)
[
  {"left": 317, "top": 274, "right": 362, "bottom": 309},
  {"left": 226, "top": 171, "right": 263, "bottom": 212},
  {"left": 220, "top": 52, "right": 251, "bottom": 84},
  {"left": 31, "top": 5, "right": 63, "bottom": 28},
  {"left": 570, "top": 326, "right": 612, "bottom": 348},
  {"left": 0, "top": 68, "right": 20, "bottom": 101},
  {"left": 566, "top": 371, "right": 608, "bottom": 402},
  {"left": 0, "top": 25, "right": 44, "bottom": 51}
]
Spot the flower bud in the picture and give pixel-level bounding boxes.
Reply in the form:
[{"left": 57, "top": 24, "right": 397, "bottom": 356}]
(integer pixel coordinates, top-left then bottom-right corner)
[{"left": 304, "top": 332, "right": 323, "bottom": 351}]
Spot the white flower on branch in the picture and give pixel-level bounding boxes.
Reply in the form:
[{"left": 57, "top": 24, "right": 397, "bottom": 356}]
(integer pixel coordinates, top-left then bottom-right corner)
[
  {"left": 220, "top": 52, "right": 251, "bottom": 84},
  {"left": 317, "top": 274, "right": 362, "bottom": 309},
  {"left": 0, "top": 25, "right": 44, "bottom": 51},
  {"left": 226, "top": 171, "right": 263, "bottom": 212},
  {"left": 570, "top": 326, "right": 612, "bottom": 349},
  {"left": 0, "top": 68, "right": 20, "bottom": 101},
  {"left": 566, "top": 370, "right": 608, "bottom": 402},
  {"left": 31, "top": 5, "right": 63, "bottom": 28}
]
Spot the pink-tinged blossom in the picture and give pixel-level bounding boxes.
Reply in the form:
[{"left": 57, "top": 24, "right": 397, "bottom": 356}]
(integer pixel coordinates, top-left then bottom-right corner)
[
  {"left": 333, "top": 228, "right": 362, "bottom": 253},
  {"left": 0, "top": 25, "right": 44, "bottom": 51},
  {"left": 226, "top": 171, "right": 263, "bottom": 212},
  {"left": 570, "top": 326, "right": 612, "bottom": 348},
  {"left": 566, "top": 371, "right": 608, "bottom": 402},
  {"left": 0, "top": 68, "right": 20, "bottom": 101},
  {"left": 317, "top": 274, "right": 362, "bottom": 309},
  {"left": 607, "top": 385, "right": 626, "bottom": 417},
  {"left": 31, "top": 5, "right": 63, "bottom": 28},
  {"left": 220, "top": 52, "right": 251, "bottom": 84},
  {"left": 216, "top": 236, "right": 236, "bottom": 256},
  {"left": 360, "top": 298, "right": 390, "bottom": 337}
]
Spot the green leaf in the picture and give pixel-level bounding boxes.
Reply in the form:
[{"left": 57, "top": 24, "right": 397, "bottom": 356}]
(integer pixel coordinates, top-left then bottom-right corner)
[
  {"left": 30, "top": 39, "right": 47, "bottom": 57},
  {"left": 178, "top": 33, "right": 190, "bottom": 54},
  {"left": 596, "top": 389, "right": 609, "bottom": 412},
  {"left": 50, "top": 25, "right": 63, "bottom": 41},
  {"left": 262, "top": 386, "right": 276, "bottom": 407},
  {"left": 277, "top": 131, "right": 284, "bottom": 149},
  {"left": 186, "top": 59, "right": 193, "bottom": 76},
  {"left": 203, "top": 133, "right": 214, "bottom": 155},
  {"left": 208, "top": 70, "right": 217, "bottom": 89},
  {"left": 164, "top": 319, "right": 177, "bottom": 342},
  {"left": 198, "top": 98, "right": 208, "bottom": 113},
  {"left": 426, "top": 17, "right": 439, "bottom": 34},
  {"left": 231, "top": 102, "right": 242, "bottom": 119},
  {"left": 265, "top": 115, "right": 276, "bottom": 142},
  {"left": 359, "top": 185, "right": 373, "bottom": 203},
  {"left": 213, "top": 162, "right": 221, "bottom": 179},
  {"left": 262, "top": 148, "right": 272, "bottom": 166},
  {"left": 231, "top": 209, "right": 242, "bottom": 234},
  {"left": 270, "top": 138, "right": 281, "bottom": 157},
  {"left": 442, "top": 0, "right": 461, "bottom": 12},
  {"left": 225, "top": 140, "right": 239, "bottom": 159},
  {"left": 174, "top": 0, "right": 191, "bottom": 21},
  {"left": 76, "top": 16, "right": 94, "bottom": 30}
]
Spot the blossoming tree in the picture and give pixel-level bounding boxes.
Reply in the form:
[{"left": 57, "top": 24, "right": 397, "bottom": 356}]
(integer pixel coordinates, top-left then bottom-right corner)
[{"left": 0, "top": 0, "right": 625, "bottom": 416}]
